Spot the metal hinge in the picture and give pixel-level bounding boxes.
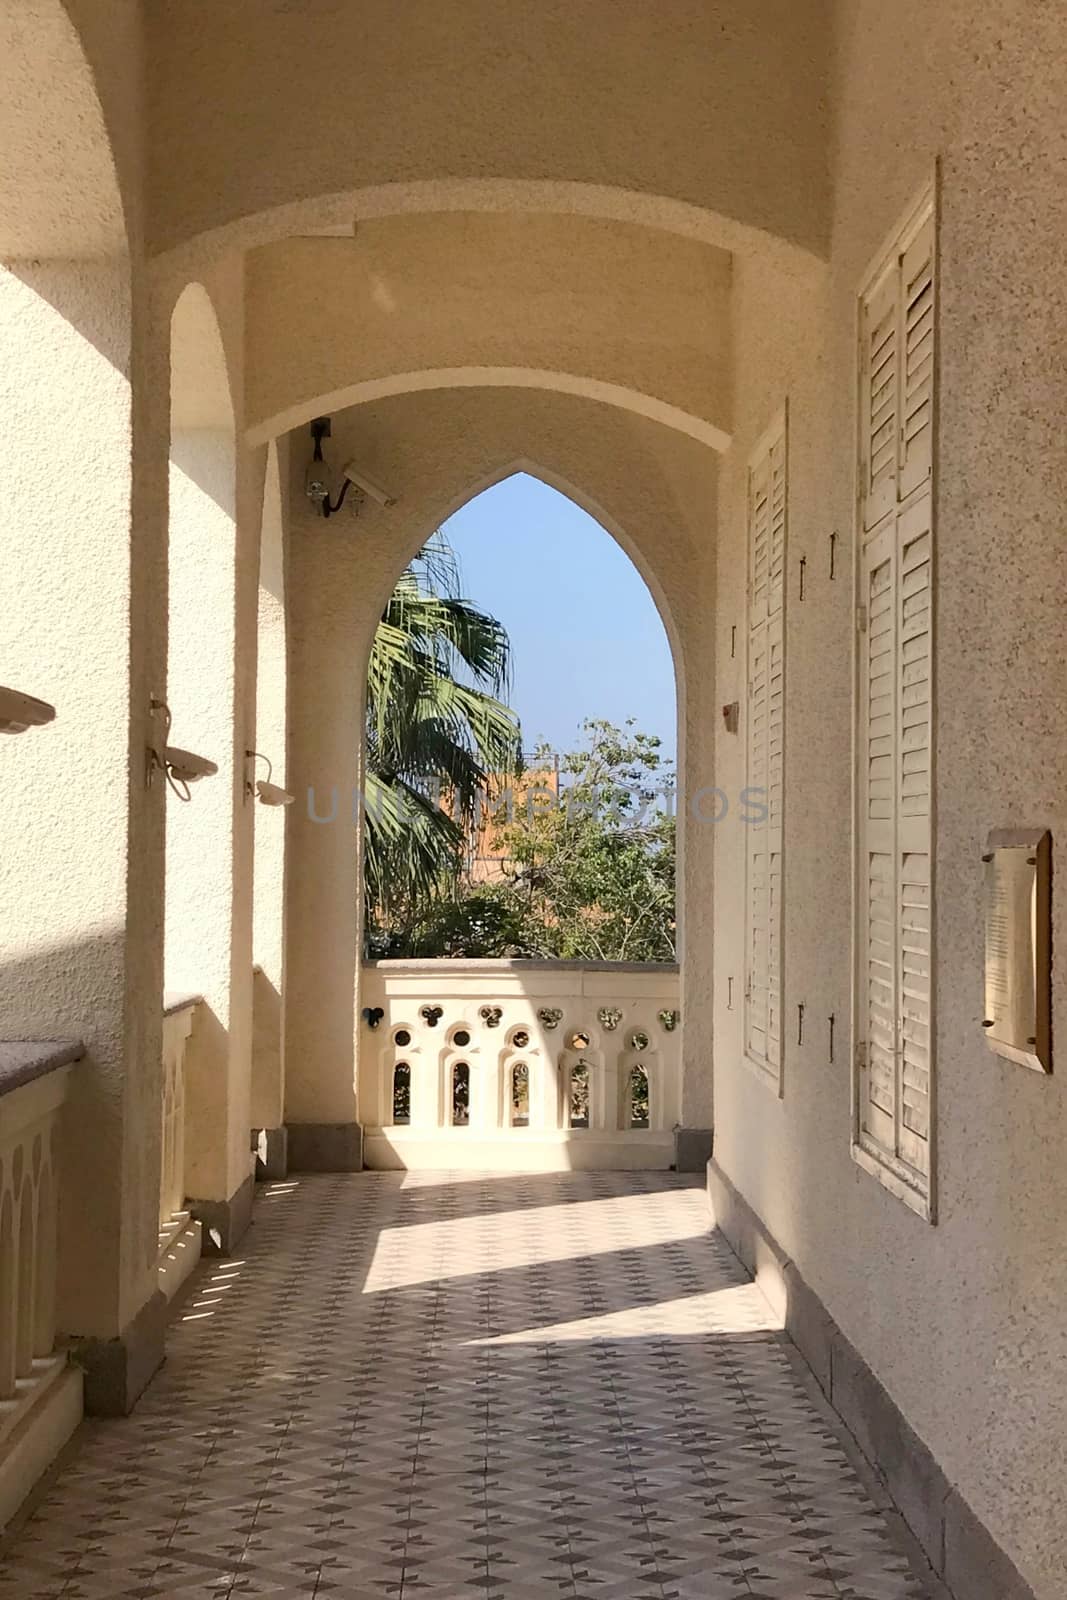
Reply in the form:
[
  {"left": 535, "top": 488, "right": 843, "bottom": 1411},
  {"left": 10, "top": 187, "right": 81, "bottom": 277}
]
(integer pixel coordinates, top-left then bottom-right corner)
[
  {"left": 856, "top": 603, "right": 868, "bottom": 634},
  {"left": 855, "top": 1039, "right": 868, "bottom": 1073}
]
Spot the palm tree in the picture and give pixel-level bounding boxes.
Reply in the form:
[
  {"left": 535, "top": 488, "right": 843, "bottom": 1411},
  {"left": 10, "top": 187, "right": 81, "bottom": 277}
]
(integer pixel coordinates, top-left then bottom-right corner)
[{"left": 364, "top": 534, "right": 521, "bottom": 941}]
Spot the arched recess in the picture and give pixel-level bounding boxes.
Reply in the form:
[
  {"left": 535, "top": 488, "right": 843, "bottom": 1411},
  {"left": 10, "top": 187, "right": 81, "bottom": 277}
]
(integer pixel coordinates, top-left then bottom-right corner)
[
  {"left": 165, "top": 281, "right": 245, "bottom": 1214},
  {"left": 358, "top": 463, "right": 682, "bottom": 960},
  {"left": 248, "top": 369, "right": 729, "bottom": 455}
]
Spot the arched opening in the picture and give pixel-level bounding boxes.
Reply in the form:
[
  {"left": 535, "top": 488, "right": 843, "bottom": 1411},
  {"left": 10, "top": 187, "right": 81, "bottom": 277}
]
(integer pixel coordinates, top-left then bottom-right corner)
[
  {"left": 510, "top": 1062, "right": 530, "bottom": 1127},
  {"left": 628, "top": 1064, "right": 651, "bottom": 1130},
  {"left": 450, "top": 1062, "right": 471, "bottom": 1127},
  {"left": 362, "top": 471, "right": 678, "bottom": 964},
  {"left": 567, "top": 1062, "right": 591, "bottom": 1130},
  {"left": 391, "top": 1062, "right": 411, "bottom": 1126}
]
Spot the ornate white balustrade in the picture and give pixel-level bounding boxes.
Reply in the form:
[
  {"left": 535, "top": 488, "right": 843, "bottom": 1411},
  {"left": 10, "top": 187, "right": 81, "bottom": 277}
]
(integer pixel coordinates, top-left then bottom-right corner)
[
  {"left": 158, "top": 999, "right": 202, "bottom": 1301},
  {"left": 360, "top": 960, "right": 681, "bottom": 1170},
  {"left": 0, "top": 1045, "right": 82, "bottom": 1529}
]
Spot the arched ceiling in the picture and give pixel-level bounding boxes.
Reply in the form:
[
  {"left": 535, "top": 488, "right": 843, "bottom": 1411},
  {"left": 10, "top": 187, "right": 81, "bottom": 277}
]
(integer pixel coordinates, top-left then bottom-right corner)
[
  {"left": 245, "top": 215, "right": 733, "bottom": 449},
  {"left": 0, "top": 0, "right": 125, "bottom": 257},
  {"left": 145, "top": 0, "right": 832, "bottom": 261}
]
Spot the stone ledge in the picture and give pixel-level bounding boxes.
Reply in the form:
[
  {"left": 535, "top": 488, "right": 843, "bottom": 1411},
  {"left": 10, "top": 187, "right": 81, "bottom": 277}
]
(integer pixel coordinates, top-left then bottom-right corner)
[
  {"left": 706, "top": 1157, "right": 1038, "bottom": 1600},
  {"left": 189, "top": 1170, "right": 255, "bottom": 1255},
  {"left": 0, "top": 1040, "right": 83, "bottom": 1101},
  {"left": 69, "top": 1289, "right": 168, "bottom": 1418}
]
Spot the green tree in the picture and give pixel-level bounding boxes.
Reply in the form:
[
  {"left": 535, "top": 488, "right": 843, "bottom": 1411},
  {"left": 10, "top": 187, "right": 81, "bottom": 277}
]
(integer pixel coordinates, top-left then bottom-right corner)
[
  {"left": 494, "top": 720, "right": 676, "bottom": 962},
  {"left": 364, "top": 535, "right": 522, "bottom": 946},
  {"left": 381, "top": 720, "right": 676, "bottom": 962}
]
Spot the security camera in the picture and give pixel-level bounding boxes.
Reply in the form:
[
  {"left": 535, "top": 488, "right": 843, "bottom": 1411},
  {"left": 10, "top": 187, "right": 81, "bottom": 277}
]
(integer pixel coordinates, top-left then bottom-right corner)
[
  {"left": 341, "top": 462, "right": 397, "bottom": 508},
  {"left": 0, "top": 685, "right": 56, "bottom": 734},
  {"left": 256, "top": 779, "right": 295, "bottom": 807},
  {"left": 164, "top": 746, "right": 218, "bottom": 784}
]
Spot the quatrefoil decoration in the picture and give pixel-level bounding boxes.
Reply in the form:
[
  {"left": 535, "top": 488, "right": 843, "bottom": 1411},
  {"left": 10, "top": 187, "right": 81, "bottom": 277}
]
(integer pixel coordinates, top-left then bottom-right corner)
[
  {"left": 419, "top": 1004, "right": 444, "bottom": 1028},
  {"left": 479, "top": 1005, "right": 503, "bottom": 1028},
  {"left": 658, "top": 1009, "right": 680, "bottom": 1032},
  {"left": 538, "top": 1007, "right": 564, "bottom": 1030},
  {"left": 361, "top": 1006, "right": 384, "bottom": 1031},
  {"left": 598, "top": 1007, "right": 623, "bottom": 1032}
]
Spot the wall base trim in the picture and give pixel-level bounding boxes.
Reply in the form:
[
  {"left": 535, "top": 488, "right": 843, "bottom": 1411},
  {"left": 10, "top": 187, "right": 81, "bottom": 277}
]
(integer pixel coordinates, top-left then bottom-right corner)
[
  {"left": 287, "top": 1121, "right": 364, "bottom": 1172},
  {"left": 673, "top": 1126, "right": 713, "bottom": 1172},
  {"left": 70, "top": 1289, "right": 168, "bottom": 1417},
  {"left": 189, "top": 1170, "right": 256, "bottom": 1255},
  {"left": 706, "top": 1158, "right": 1037, "bottom": 1600},
  {"left": 253, "top": 1124, "right": 289, "bottom": 1181}
]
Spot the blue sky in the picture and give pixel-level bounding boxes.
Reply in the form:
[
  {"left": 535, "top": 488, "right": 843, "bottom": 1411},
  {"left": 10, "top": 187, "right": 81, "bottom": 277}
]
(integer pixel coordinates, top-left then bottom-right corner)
[{"left": 441, "top": 473, "right": 676, "bottom": 760}]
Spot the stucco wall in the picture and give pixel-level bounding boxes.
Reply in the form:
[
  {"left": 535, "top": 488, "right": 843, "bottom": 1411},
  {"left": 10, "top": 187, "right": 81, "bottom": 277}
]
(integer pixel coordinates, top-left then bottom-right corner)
[
  {"left": 282, "top": 388, "right": 717, "bottom": 1133},
  {"left": 712, "top": 7, "right": 1067, "bottom": 1594}
]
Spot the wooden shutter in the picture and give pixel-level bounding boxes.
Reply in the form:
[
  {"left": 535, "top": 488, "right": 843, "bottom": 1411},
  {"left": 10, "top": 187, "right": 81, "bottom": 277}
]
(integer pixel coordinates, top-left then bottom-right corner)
[
  {"left": 860, "top": 259, "right": 899, "bottom": 532},
  {"left": 854, "top": 185, "right": 936, "bottom": 1212},
  {"left": 746, "top": 618, "right": 770, "bottom": 1064},
  {"left": 900, "top": 215, "right": 935, "bottom": 499},
  {"left": 745, "top": 414, "right": 786, "bottom": 1085}
]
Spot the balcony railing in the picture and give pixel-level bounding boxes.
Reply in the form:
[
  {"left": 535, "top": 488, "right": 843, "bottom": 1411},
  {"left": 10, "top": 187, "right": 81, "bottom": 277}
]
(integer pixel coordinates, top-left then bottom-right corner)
[
  {"left": 0, "top": 1043, "right": 82, "bottom": 1527},
  {"left": 359, "top": 960, "right": 681, "bottom": 1170}
]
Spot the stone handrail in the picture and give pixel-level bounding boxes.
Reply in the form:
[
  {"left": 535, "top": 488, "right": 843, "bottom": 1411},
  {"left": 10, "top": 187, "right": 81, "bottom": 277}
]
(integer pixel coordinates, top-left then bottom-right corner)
[
  {"left": 359, "top": 960, "right": 681, "bottom": 1170},
  {"left": 0, "top": 1044, "right": 79, "bottom": 1407}
]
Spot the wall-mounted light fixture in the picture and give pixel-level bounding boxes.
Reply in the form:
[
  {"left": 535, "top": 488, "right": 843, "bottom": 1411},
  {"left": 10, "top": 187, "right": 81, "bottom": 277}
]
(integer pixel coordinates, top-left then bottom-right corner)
[
  {"left": 0, "top": 685, "right": 56, "bottom": 734},
  {"left": 245, "top": 750, "right": 294, "bottom": 807},
  {"left": 147, "top": 698, "right": 218, "bottom": 800},
  {"left": 304, "top": 416, "right": 398, "bottom": 518}
]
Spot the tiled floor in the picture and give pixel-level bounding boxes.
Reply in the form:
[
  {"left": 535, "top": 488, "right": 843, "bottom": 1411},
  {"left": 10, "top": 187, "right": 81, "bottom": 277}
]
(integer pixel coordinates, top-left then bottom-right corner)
[{"left": 0, "top": 1172, "right": 936, "bottom": 1599}]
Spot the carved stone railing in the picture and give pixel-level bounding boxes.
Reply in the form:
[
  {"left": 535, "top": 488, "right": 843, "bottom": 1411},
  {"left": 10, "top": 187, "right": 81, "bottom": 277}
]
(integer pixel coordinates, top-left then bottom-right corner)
[
  {"left": 0, "top": 1042, "right": 82, "bottom": 1527},
  {"left": 359, "top": 960, "right": 681, "bottom": 1170},
  {"left": 159, "top": 998, "right": 202, "bottom": 1299}
]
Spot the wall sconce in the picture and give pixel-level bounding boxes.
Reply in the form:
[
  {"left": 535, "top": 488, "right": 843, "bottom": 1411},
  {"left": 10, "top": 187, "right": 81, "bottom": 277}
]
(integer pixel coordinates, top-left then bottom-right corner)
[
  {"left": 147, "top": 698, "right": 218, "bottom": 800},
  {"left": 0, "top": 685, "right": 56, "bottom": 734},
  {"left": 245, "top": 749, "right": 294, "bottom": 806},
  {"left": 304, "top": 416, "right": 398, "bottom": 519}
]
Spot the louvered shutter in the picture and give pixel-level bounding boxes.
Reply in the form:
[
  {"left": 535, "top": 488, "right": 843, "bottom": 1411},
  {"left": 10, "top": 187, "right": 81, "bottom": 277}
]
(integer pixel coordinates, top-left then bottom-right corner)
[
  {"left": 896, "top": 499, "right": 932, "bottom": 1172},
  {"left": 900, "top": 216, "right": 935, "bottom": 499},
  {"left": 855, "top": 185, "right": 936, "bottom": 1208},
  {"left": 745, "top": 618, "right": 770, "bottom": 1063},
  {"left": 860, "top": 259, "right": 899, "bottom": 532},
  {"left": 745, "top": 415, "right": 786, "bottom": 1084}
]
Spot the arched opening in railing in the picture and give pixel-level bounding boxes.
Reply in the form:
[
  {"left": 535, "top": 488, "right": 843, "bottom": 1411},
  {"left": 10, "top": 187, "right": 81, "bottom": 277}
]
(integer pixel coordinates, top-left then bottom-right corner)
[
  {"left": 628, "top": 1064, "right": 650, "bottom": 1130},
  {"left": 568, "top": 1061, "right": 591, "bottom": 1130},
  {"left": 392, "top": 1062, "right": 412, "bottom": 1126},
  {"left": 451, "top": 1061, "right": 471, "bottom": 1127},
  {"left": 510, "top": 1061, "right": 530, "bottom": 1127}
]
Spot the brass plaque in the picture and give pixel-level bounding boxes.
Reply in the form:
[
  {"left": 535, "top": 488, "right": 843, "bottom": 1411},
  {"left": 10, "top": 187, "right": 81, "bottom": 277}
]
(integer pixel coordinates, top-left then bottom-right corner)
[{"left": 983, "top": 829, "right": 1052, "bottom": 1073}]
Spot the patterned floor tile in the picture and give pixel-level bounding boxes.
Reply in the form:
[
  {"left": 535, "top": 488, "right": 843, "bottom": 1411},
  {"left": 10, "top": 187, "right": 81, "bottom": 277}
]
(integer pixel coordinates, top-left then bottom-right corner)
[{"left": 0, "top": 1173, "right": 936, "bottom": 1599}]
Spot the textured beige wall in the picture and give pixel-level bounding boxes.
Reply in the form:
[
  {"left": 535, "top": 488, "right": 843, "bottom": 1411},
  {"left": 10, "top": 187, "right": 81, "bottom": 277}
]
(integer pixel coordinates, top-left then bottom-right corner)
[
  {"left": 282, "top": 389, "right": 717, "bottom": 1131},
  {"left": 164, "top": 269, "right": 259, "bottom": 1209},
  {"left": 251, "top": 442, "right": 288, "bottom": 1131},
  {"left": 245, "top": 219, "right": 732, "bottom": 448},
  {"left": 145, "top": 0, "right": 831, "bottom": 260},
  {"left": 712, "top": 7, "right": 1067, "bottom": 1594}
]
